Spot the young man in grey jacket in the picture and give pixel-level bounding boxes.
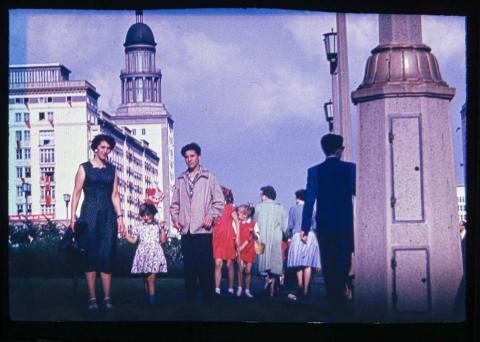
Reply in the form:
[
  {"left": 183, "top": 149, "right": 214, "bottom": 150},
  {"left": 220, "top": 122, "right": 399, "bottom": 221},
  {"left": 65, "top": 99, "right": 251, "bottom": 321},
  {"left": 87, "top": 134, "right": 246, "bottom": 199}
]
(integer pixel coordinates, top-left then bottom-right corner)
[{"left": 170, "top": 142, "right": 225, "bottom": 304}]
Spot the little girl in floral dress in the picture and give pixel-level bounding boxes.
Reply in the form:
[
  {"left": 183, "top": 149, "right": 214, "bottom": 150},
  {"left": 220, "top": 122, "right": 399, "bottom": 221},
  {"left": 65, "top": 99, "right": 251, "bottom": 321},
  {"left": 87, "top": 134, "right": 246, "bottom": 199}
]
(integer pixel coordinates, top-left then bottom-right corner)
[{"left": 125, "top": 203, "right": 167, "bottom": 306}]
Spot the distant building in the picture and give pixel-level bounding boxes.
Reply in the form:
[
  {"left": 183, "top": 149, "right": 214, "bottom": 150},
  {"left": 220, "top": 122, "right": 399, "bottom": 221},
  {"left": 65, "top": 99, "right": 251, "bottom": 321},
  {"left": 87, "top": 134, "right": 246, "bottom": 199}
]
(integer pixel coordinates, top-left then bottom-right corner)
[
  {"left": 456, "top": 185, "right": 467, "bottom": 223},
  {"left": 8, "top": 63, "right": 160, "bottom": 230},
  {"left": 110, "top": 10, "right": 175, "bottom": 230}
]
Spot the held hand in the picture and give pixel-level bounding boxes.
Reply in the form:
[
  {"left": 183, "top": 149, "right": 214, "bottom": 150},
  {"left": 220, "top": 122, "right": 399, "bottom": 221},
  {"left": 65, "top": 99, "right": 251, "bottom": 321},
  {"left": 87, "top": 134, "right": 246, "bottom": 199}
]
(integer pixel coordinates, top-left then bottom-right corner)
[
  {"left": 117, "top": 218, "right": 126, "bottom": 238},
  {"left": 159, "top": 220, "right": 166, "bottom": 229},
  {"left": 174, "top": 219, "right": 182, "bottom": 231},
  {"left": 203, "top": 215, "right": 213, "bottom": 230},
  {"left": 299, "top": 230, "right": 308, "bottom": 244},
  {"left": 70, "top": 217, "right": 76, "bottom": 231}
]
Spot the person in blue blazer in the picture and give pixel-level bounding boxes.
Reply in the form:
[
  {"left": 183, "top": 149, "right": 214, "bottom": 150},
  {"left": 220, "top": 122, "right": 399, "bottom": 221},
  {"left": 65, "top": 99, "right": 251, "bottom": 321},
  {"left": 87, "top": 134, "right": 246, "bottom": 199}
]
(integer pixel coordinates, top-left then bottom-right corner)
[{"left": 300, "top": 133, "right": 355, "bottom": 317}]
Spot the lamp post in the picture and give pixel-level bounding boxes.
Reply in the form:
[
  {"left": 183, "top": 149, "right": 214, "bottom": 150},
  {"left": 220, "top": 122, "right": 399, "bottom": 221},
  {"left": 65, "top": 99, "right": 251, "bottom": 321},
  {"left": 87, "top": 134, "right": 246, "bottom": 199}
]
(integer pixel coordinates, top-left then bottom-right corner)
[
  {"left": 63, "top": 193, "right": 71, "bottom": 220},
  {"left": 324, "top": 100, "right": 334, "bottom": 132},
  {"left": 323, "top": 28, "right": 339, "bottom": 136},
  {"left": 22, "top": 183, "right": 31, "bottom": 218}
]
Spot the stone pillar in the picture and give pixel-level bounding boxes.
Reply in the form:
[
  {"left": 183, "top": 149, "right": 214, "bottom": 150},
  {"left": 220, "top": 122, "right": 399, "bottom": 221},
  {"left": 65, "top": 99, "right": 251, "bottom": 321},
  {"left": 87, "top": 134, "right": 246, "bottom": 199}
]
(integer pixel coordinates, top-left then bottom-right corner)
[{"left": 351, "top": 14, "right": 463, "bottom": 322}]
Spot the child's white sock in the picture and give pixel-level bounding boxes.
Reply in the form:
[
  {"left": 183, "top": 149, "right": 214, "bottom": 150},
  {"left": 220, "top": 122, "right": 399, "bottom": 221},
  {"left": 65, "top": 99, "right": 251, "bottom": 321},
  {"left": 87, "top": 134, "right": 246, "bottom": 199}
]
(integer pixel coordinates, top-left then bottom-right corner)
[
  {"left": 236, "top": 287, "right": 243, "bottom": 297},
  {"left": 215, "top": 288, "right": 221, "bottom": 295},
  {"left": 227, "top": 288, "right": 234, "bottom": 294},
  {"left": 245, "top": 289, "right": 254, "bottom": 298}
]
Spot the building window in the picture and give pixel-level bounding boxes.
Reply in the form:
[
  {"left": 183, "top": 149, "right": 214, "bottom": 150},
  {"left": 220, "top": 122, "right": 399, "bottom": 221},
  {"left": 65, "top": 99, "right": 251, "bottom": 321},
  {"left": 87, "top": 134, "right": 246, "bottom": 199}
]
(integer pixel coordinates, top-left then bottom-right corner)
[
  {"left": 17, "top": 205, "right": 23, "bottom": 214},
  {"left": 15, "top": 113, "right": 22, "bottom": 122},
  {"left": 17, "top": 185, "right": 23, "bottom": 197},
  {"left": 16, "top": 167, "right": 23, "bottom": 178},
  {"left": 40, "top": 167, "right": 55, "bottom": 182},
  {"left": 47, "top": 97, "right": 52, "bottom": 103},
  {"left": 15, "top": 130, "right": 22, "bottom": 141},
  {"left": 41, "top": 204, "right": 56, "bottom": 215},
  {"left": 39, "top": 130, "right": 54, "bottom": 146},
  {"left": 16, "top": 149, "right": 22, "bottom": 160},
  {"left": 25, "top": 167, "right": 31, "bottom": 178},
  {"left": 142, "top": 128, "right": 146, "bottom": 135},
  {"left": 24, "top": 130, "right": 30, "bottom": 141},
  {"left": 15, "top": 98, "right": 22, "bottom": 104},
  {"left": 48, "top": 112, "right": 54, "bottom": 121},
  {"left": 24, "top": 148, "right": 31, "bottom": 160},
  {"left": 40, "top": 148, "right": 55, "bottom": 163},
  {"left": 24, "top": 112, "right": 30, "bottom": 121},
  {"left": 40, "top": 185, "right": 56, "bottom": 200},
  {"left": 132, "top": 129, "right": 136, "bottom": 135},
  {"left": 39, "top": 112, "right": 45, "bottom": 120},
  {"left": 67, "top": 96, "right": 72, "bottom": 103},
  {"left": 27, "top": 204, "right": 32, "bottom": 214},
  {"left": 39, "top": 97, "right": 45, "bottom": 103}
]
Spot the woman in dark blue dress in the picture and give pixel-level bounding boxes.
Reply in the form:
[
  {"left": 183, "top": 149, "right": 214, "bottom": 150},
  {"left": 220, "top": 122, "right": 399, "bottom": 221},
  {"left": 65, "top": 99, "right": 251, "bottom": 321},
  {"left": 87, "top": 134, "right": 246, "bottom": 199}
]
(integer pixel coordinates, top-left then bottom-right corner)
[{"left": 70, "top": 134, "right": 126, "bottom": 310}]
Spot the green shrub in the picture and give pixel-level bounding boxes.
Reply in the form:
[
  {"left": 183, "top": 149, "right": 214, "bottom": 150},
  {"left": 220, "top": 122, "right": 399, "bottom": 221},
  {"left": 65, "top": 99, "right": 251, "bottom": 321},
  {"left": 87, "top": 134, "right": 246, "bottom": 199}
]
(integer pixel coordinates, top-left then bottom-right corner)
[{"left": 9, "top": 220, "right": 185, "bottom": 278}]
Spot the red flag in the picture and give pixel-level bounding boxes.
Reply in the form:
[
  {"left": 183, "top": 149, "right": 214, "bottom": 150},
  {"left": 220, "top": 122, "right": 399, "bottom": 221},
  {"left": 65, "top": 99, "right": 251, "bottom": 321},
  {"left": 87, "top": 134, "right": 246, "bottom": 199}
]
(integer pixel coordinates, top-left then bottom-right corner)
[
  {"left": 46, "top": 193, "right": 51, "bottom": 206},
  {"left": 48, "top": 119, "right": 54, "bottom": 127},
  {"left": 45, "top": 175, "right": 51, "bottom": 191},
  {"left": 24, "top": 120, "right": 31, "bottom": 129}
]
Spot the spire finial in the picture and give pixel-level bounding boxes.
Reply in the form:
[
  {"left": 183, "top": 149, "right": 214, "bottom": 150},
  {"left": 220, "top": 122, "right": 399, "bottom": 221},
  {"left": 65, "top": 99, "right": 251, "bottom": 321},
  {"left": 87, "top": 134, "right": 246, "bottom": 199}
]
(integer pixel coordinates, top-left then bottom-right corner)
[{"left": 135, "top": 10, "right": 143, "bottom": 24}]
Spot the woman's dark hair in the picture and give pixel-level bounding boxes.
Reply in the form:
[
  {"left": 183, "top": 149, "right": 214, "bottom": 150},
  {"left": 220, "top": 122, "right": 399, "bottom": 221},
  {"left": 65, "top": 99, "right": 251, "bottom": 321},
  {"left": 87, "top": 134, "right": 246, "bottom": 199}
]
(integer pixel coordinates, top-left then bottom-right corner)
[
  {"left": 295, "top": 189, "right": 306, "bottom": 201},
  {"left": 181, "top": 142, "right": 201, "bottom": 156},
  {"left": 261, "top": 185, "right": 277, "bottom": 200},
  {"left": 91, "top": 134, "right": 116, "bottom": 151},
  {"left": 321, "top": 133, "right": 343, "bottom": 156},
  {"left": 222, "top": 186, "right": 234, "bottom": 204},
  {"left": 139, "top": 203, "right": 158, "bottom": 217}
]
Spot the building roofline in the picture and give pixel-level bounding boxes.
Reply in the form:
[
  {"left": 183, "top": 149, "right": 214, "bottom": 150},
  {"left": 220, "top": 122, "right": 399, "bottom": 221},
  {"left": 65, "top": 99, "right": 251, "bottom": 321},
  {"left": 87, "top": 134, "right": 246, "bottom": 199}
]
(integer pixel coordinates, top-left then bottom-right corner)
[{"left": 9, "top": 63, "right": 72, "bottom": 73}]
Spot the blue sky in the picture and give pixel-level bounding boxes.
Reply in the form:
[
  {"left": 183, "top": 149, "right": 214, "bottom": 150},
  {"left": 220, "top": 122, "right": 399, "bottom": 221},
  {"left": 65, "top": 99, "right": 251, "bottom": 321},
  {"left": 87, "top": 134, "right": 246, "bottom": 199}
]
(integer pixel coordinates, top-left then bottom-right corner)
[{"left": 9, "top": 9, "right": 466, "bottom": 208}]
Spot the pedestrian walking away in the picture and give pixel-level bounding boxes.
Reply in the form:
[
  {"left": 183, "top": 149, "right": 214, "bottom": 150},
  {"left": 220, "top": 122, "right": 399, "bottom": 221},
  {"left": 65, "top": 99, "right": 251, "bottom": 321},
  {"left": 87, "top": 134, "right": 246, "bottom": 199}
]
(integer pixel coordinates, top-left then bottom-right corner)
[{"left": 301, "top": 133, "right": 355, "bottom": 319}]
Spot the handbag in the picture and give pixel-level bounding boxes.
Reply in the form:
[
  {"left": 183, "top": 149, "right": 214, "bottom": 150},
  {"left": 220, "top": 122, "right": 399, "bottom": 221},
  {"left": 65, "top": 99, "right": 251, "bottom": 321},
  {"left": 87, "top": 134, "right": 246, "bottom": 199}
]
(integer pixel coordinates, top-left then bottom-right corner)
[
  {"left": 59, "top": 222, "right": 86, "bottom": 253},
  {"left": 254, "top": 239, "right": 265, "bottom": 255}
]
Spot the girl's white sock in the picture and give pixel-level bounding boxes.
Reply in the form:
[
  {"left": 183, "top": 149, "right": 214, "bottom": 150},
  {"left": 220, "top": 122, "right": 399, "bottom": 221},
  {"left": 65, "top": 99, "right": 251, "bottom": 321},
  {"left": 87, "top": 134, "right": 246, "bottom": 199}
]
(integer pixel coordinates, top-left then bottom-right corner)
[
  {"left": 236, "top": 287, "right": 243, "bottom": 297},
  {"left": 227, "top": 288, "right": 234, "bottom": 294},
  {"left": 215, "top": 288, "right": 221, "bottom": 295}
]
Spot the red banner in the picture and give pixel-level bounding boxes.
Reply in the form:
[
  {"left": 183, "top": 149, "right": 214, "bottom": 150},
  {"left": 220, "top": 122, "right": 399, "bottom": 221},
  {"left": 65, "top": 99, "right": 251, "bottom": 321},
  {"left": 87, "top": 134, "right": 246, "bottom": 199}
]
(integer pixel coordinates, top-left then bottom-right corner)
[
  {"left": 48, "top": 119, "right": 54, "bottom": 127},
  {"left": 24, "top": 120, "right": 31, "bottom": 129},
  {"left": 45, "top": 175, "right": 51, "bottom": 205}
]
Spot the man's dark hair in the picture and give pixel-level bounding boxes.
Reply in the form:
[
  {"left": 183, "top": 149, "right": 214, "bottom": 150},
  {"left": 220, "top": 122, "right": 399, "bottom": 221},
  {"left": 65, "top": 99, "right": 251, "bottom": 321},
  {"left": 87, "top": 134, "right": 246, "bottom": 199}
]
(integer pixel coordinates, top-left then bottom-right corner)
[
  {"left": 321, "top": 133, "right": 344, "bottom": 156},
  {"left": 139, "top": 203, "right": 158, "bottom": 217},
  {"left": 295, "top": 189, "right": 306, "bottom": 201},
  {"left": 91, "top": 134, "right": 116, "bottom": 151},
  {"left": 181, "top": 142, "right": 201, "bottom": 157},
  {"left": 261, "top": 185, "right": 277, "bottom": 200}
]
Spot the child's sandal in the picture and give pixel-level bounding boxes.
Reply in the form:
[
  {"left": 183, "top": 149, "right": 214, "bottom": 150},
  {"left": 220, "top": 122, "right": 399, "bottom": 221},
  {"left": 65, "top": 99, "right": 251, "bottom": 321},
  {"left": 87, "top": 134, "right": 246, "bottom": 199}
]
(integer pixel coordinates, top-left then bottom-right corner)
[{"left": 87, "top": 298, "right": 98, "bottom": 311}]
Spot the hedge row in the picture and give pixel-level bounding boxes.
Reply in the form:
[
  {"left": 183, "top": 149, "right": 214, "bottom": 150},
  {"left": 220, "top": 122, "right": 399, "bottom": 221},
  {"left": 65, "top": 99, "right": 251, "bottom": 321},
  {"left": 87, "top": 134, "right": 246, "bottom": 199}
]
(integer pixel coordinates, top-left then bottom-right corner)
[{"left": 8, "top": 221, "right": 184, "bottom": 278}]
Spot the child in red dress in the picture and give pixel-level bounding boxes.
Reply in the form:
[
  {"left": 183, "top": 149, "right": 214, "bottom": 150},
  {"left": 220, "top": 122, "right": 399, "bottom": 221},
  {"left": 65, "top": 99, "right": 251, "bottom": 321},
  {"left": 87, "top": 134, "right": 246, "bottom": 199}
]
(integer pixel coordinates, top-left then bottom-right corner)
[
  {"left": 235, "top": 204, "right": 260, "bottom": 298},
  {"left": 212, "top": 187, "right": 237, "bottom": 296}
]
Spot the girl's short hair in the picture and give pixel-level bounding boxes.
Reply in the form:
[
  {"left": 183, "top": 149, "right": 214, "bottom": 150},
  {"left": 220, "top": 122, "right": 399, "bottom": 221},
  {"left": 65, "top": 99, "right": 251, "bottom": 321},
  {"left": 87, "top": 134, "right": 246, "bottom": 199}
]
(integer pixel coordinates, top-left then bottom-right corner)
[
  {"left": 139, "top": 203, "right": 158, "bottom": 217},
  {"left": 238, "top": 203, "right": 255, "bottom": 218},
  {"left": 91, "top": 134, "right": 116, "bottom": 151}
]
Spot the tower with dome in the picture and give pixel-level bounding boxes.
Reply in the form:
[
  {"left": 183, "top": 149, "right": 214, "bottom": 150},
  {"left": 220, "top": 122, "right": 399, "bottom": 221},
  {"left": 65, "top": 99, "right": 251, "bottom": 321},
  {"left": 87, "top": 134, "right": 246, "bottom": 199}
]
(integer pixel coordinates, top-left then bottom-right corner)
[{"left": 110, "top": 10, "right": 175, "bottom": 230}]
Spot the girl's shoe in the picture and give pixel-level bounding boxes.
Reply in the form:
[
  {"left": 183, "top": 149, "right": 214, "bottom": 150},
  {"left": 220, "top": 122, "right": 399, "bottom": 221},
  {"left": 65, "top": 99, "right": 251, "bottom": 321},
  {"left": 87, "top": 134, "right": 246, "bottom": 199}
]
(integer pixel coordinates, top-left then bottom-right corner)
[
  {"left": 103, "top": 297, "right": 114, "bottom": 310},
  {"left": 87, "top": 298, "right": 98, "bottom": 311},
  {"left": 263, "top": 279, "right": 273, "bottom": 290},
  {"left": 236, "top": 287, "right": 243, "bottom": 297},
  {"left": 245, "top": 289, "right": 254, "bottom": 298}
]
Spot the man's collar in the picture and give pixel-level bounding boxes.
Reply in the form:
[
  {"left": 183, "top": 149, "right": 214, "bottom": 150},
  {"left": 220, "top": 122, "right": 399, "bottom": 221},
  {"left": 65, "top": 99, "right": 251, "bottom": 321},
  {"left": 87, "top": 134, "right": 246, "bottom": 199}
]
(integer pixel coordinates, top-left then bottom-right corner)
[{"left": 181, "top": 165, "right": 208, "bottom": 179}]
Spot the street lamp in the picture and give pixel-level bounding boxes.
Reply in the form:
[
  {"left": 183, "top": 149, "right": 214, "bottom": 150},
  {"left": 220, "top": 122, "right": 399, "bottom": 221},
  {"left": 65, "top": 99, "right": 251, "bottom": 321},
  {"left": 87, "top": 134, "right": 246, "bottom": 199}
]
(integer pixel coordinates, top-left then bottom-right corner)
[
  {"left": 63, "top": 193, "right": 71, "bottom": 220},
  {"left": 324, "top": 100, "right": 334, "bottom": 132},
  {"left": 21, "top": 183, "right": 31, "bottom": 218},
  {"left": 323, "top": 29, "right": 338, "bottom": 75}
]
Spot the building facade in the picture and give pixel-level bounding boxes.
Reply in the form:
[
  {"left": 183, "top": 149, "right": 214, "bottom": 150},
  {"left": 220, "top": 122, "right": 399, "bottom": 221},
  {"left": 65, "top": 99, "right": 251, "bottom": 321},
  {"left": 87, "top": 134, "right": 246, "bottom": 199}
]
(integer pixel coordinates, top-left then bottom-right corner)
[
  {"left": 9, "top": 64, "right": 161, "bottom": 231},
  {"left": 456, "top": 185, "right": 467, "bottom": 222},
  {"left": 110, "top": 11, "right": 175, "bottom": 230}
]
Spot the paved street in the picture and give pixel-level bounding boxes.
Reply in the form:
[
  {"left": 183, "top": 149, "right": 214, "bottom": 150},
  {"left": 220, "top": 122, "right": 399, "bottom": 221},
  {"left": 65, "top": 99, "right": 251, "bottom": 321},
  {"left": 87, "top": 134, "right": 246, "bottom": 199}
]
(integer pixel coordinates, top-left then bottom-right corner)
[{"left": 9, "top": 274, "right": 332, "bottom": 322}]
